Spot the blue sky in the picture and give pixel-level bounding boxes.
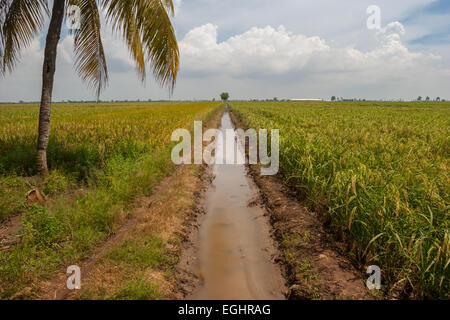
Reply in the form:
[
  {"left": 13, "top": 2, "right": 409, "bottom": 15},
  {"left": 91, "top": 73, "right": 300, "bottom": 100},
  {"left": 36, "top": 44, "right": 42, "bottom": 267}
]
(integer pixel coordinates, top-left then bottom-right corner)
[
  {"left": 421, "top": 0, "right": 450, "bottom": 14},
  {"left": 1, "top": 0, "right": 449, "bottom": 101},
  {"left": 410, "top": 27, "right": 450, "bottom": 45},
  {"left": 403, "top": 0, "right": 450, "bottom": 46}
]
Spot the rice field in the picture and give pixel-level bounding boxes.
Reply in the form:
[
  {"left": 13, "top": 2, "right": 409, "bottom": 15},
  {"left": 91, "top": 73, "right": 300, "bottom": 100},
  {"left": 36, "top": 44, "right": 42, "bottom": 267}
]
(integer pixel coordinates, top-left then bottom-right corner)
[
  {"left": 0, "top": 102, "right": 220, "bottom": 220},
  {"left": 231, "top": 101, "right": 449, "bottom": 299},
  {"left": 0, "top": 102, "right": 221, "bottom": 298},
  {"left": 0, "top": 102, "right": 218, "bottom": 178},
  {"left": 0, "top": 100, "right": 448, "bottom": 299}
]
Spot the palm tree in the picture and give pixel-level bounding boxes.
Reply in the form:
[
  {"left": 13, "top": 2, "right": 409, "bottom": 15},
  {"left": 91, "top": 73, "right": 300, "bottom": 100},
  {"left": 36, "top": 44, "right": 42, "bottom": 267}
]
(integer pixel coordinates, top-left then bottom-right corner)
[{"left": 1, "top": 0, "right": 179, "bottom": 176}]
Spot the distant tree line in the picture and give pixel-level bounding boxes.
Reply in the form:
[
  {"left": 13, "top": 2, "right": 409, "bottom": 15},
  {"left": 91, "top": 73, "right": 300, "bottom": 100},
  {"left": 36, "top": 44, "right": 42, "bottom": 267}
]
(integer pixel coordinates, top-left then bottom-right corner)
[
  {"left": 330, "top": 96, "right": 446, "bottom": 102},
  {"left": 417, "top": 96, "right": 445, "bottom": 102}
]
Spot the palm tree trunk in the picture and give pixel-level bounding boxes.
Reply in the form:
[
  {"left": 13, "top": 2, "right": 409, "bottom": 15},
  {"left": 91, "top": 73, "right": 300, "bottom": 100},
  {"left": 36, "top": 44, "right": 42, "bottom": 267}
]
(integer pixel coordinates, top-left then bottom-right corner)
[{"left": 36, "top": 0, "right": 65, "bottom": 177}]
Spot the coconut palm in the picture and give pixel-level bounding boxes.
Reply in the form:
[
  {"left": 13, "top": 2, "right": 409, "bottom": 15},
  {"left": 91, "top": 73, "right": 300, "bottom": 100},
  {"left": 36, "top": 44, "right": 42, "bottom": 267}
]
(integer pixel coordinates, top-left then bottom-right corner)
[{"left": 0, "top": 0, "right": 179, "bottom": 176}]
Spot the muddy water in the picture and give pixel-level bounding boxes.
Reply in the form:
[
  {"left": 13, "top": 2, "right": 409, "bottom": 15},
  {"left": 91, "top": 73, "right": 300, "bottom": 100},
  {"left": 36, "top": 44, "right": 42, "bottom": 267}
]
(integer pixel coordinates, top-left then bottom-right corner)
[{"left": 189, "top": 112, "right": 285, "bottom": 300}]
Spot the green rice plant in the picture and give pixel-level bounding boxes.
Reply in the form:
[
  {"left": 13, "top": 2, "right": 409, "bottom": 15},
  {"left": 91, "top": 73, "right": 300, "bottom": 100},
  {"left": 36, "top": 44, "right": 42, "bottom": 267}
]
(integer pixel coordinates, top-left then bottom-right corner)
[{"left": 232, "top": 101, "right": 449, "bottom": 299}]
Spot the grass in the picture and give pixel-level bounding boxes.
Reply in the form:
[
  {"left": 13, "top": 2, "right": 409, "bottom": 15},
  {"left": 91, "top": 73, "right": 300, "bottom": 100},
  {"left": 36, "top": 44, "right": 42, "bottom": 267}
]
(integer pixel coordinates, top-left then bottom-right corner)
[
  {"left": 0, "top": 101, "right": 221, "bottom": 299},
  {"left": 79, "top": 236, "right": 171, "bottom": 300},
  {"left": 105, "top": 236, "right": 172, "bottom": 269},
  {"left": 231, "top": 101, "right": 449, "bottom": 299},
  {"left": 110, "top": 278, "right": 162, "bottom": 300}
]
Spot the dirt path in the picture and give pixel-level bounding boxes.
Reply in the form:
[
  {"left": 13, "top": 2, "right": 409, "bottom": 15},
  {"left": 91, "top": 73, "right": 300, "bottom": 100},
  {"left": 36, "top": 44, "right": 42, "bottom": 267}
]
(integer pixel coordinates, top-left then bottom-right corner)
[{"left": 184, "top": 112, "right": 286, "bottom": 300}]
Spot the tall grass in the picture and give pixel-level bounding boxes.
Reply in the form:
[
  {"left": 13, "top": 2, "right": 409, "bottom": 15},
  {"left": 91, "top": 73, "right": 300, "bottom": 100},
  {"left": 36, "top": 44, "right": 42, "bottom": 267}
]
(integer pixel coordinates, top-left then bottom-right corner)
[{"left": 232, "top": 101, "right": 449, "bottom": 299}]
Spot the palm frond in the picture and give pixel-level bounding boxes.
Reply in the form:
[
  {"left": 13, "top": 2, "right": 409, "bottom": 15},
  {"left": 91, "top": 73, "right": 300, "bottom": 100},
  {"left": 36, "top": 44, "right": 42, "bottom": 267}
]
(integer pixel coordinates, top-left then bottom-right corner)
[
  {"left": 138, "top": 0, "right": 179, "bottom": 89},
  {"left": 68, "top": 0, "right": 108, "bottom": 98},
  {"left": 100, "top": 0, "right": 146, "bottom": 81},
  {"left": 102, "top": 0, "right": 179, "bottom": 90},
  {"left": 1, "top": 0, "right": 49, "bottom": 75},
  {"left": 0, "top": 0, "right": 14, "bottom": 54},
  {"left": 160, "top": 0, "right": 174, "bottom": 15}
]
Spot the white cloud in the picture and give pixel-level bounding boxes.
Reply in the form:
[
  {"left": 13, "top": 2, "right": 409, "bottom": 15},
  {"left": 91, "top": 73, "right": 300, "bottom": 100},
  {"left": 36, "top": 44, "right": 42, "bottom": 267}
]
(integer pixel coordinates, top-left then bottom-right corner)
[
  {"left": 179, "top": 22, "right": 446, "bottom": 86},
  {"left": 180, "top": 24, "right": 330, "bottom": 76}
]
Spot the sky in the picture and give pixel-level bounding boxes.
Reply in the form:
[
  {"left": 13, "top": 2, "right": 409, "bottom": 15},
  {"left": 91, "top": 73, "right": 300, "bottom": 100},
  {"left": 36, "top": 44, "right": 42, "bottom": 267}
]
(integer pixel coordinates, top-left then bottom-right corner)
[{"left": 0, "top": 0, "right": 449, "bottom": 102}]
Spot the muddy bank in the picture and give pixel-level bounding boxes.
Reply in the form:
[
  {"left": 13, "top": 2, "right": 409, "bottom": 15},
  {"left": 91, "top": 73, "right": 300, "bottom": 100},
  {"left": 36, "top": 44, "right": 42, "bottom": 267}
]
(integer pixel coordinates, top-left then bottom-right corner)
[
  {"left": 228, "top": 107, "right": 372, "bottom": 300},
  {"left": 178, "top": 111, "right": 286, "bottom": 300}
]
